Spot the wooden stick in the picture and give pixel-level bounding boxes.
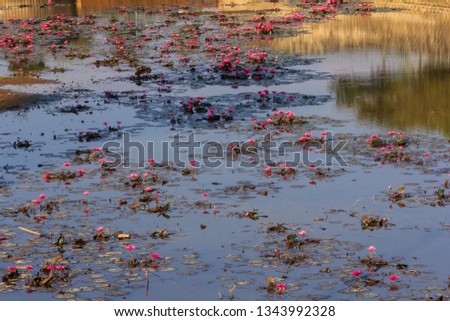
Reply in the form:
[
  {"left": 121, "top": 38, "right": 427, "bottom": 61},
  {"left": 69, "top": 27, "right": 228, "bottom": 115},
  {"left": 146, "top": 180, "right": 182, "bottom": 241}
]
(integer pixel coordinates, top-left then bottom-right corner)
[{"left": 18, "top": 226, "right": 41, "bottom": 236}]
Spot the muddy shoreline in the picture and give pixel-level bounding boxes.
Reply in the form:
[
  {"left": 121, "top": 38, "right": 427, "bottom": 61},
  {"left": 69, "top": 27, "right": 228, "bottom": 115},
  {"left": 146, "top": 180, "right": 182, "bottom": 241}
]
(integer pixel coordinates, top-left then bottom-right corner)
[{"left": 0, "top": 77, "right": 57, "bottom": 109}]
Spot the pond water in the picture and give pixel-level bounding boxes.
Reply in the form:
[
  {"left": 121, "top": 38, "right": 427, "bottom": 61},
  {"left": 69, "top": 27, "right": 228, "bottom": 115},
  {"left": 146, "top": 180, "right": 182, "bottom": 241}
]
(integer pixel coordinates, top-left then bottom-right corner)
[{"left": 0, "top": 0, "right": 449, "bottom": 301}]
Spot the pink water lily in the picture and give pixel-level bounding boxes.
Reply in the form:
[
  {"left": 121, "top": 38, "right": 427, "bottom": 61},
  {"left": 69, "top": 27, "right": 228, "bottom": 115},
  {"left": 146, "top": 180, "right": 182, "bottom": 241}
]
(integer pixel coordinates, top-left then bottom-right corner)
[
  {"left": 39, "top": 194, "right": 46, "bottom": 199},
  {"left": 276, "top": 283, "right": 286, "bottom": 293},
  {"left": 150, "top": 253, "right": 161, "bottom": 259},
  {"left": 130, "top": 173, "right": 139, "bottom": 180},
  {"left": 83, "top": 191, "right": 89, "bottom": 197},
  {"left": 388, "top": 275, "right": 400, "bottom": 281},
  {"left": 25, "top": 265, "right": 34, "bottom": 270},
  {"left": 125, "top": 244, "right": 136, "bottom": 251},
  {"left": 32, "top": 199, "right": 42, "bottom": 205},
  {"left": 368, "top": 245, "right": 376, "bottom": 252},
  {"left": 351, "top": 270, "right": 362, "bottom": 276},
  {"left": 96, "top": 226, "right": 104, "bottom": 232},
  {"left": 7, "top": 266, "right": 18, "bottom": 272},
  {"left": 298, "top": 230, "right": 307, "bottom": 237},
  {"left": 55, "top": 265, "right": 66, "bottom": 271}
]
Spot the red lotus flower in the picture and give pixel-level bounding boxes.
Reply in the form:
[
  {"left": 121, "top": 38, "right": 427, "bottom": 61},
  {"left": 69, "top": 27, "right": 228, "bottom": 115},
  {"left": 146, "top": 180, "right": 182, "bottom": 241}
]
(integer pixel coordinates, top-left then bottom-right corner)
[
  {"left": 32, "top": 199, "right": 42, "bottom": 205},
  {"left": 351, "top": 270, "right": 362, "bottom": 276},
  {"left": 276, "top": 283, "right": 286, "bottom": 293}
]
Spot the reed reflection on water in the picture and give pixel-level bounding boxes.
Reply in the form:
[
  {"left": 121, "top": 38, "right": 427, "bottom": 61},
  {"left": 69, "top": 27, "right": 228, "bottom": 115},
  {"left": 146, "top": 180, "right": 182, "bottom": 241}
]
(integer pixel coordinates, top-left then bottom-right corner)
[
  {"left": 260, "top": 12, "right": 450, "bottom": 136},
  {"left": 0, "top": 0, "right": 219, "bottom": 19},
  {"left": 333, "top": 64, "right": 450, "bottom": 136}
]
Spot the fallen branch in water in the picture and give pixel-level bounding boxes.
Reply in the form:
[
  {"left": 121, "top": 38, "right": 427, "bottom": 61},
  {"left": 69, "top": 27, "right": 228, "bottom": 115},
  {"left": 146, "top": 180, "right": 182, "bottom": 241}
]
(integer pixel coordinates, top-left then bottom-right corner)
[{"left": 18, "top": 226, "right": 41, "bottom": 236}]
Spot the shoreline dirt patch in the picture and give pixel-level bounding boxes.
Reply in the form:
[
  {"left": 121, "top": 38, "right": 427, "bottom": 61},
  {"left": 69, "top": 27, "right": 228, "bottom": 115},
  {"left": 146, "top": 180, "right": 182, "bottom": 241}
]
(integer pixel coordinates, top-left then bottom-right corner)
[
  {"left": 0, "top": 76, "right": 57, "bottom": 86},
  {"left": 0, "top": 89, "right": 37, "bottom": 110},
  {"left": 0, "top": 77, "right": 57, "bottom": 110}
]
